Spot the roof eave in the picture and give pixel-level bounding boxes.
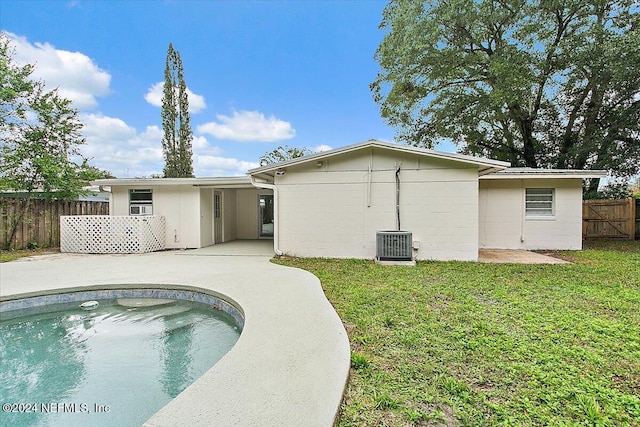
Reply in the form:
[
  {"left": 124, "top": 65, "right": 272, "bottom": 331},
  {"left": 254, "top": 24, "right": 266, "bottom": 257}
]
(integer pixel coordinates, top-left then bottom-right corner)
[
  {"left": 247, "top": 139, "right": 510, "bottom": 174},
  {"left": 478, "top": 166, "right": 508, "bottom": 176},
  {"left": 480, "top": 170, "right": 608, "bottom": 180},
  {"left": 92, "top": 176, "right": 253, "bottom": 187}
]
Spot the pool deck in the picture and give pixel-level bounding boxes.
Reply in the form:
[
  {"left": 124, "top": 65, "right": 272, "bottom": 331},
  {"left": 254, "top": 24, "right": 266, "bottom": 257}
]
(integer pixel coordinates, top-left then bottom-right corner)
[{"left": 0, "top": 241, "right": 351, "bottom": 427}]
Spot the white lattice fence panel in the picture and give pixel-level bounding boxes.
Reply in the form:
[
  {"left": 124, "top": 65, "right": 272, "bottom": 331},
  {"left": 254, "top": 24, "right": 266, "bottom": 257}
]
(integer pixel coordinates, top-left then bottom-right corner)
[
  {"left": 139, "top": 216, "right": 165, "bottom": 252},
  {"left": 61, "top": 216, "right": 166, "bottom": 254}
]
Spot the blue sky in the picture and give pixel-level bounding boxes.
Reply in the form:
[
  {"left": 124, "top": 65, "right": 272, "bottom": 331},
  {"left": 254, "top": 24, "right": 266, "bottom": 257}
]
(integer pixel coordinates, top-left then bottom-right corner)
[{"left": 3, "top": 0, "right": 455, "bottom": 178}]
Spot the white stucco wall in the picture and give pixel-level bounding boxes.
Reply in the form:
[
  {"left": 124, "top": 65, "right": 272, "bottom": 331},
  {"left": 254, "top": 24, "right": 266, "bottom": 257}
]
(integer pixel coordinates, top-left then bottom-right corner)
[
  {"left": 110, "top": 185, "right": 269, "bottom": 248},
  {"left": 236, "top": 189, "right": 260, "bottom": 239},
  {"left": 111, "top": 185, "right": 201, "bottom": 249},
  {"left": 235, "top": 188, "right": 272, "bottom": 240},
  {"left": 200, "top": 189, "right": 213, "bottom": 247},
  {"left": 275, "top": 147, "right": 480, "bottom": 261},
  {"left": 223, "top": 189, "right": 238, "bottom": 242},
  {"left": 479, "top": 178, "right": 584, "bottom": 250}
]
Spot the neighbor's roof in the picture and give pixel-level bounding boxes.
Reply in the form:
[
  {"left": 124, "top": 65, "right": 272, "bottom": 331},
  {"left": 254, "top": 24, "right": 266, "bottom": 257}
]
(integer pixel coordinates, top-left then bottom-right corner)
[
  {"left": 248, "top": 139, "right": 511, "bottom": 176},
  {"left": 92, "top": 176, "right": 253, "bottom": 188},
  {"left": 480, "top": 167, "right": 607, "bottom": 180}
]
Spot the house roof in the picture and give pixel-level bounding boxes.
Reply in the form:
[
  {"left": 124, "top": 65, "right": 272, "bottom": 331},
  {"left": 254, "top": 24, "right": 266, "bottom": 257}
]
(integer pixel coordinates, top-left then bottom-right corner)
[
  {"left": 248, "top": 139, "right": 511, "bottom": 177},
  {"left": 93, "top": 176, "right": 253, "bottom": 188},
  {"left": 480, "top": 167, "right": 607, "bottom": 180},
  {"left": 93, "top": 143, "right": 604, "bottom": 187}
]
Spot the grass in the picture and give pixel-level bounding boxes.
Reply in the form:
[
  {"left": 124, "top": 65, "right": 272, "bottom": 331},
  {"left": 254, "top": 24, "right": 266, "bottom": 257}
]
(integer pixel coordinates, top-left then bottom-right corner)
[
  {"left": 275, "top": 240, "right": 640, "bottom": 426},
  {"left": 0, "top": 247, "right": 59, "bottom": 263}
]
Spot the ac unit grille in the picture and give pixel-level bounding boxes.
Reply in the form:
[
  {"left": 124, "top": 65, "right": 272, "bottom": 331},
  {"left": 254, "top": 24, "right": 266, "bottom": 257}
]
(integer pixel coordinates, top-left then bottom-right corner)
[
  {"left": 376, "top": 231, "right": 412, "bottom": 261},
  {"left": 130, "top": 204, "right": 153, "bottom": 216}
]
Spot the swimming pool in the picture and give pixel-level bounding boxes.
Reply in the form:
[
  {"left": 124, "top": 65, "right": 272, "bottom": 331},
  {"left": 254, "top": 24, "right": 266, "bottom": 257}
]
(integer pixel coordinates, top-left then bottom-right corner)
[{"left": 0, "top": 289, "right": 243, "bottom": 427}]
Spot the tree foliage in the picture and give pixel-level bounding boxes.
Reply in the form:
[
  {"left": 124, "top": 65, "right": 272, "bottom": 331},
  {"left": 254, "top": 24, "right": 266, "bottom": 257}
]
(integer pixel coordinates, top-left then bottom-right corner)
[
  {"left": 0, "top": 33, "right": 101, "bottom": 199},
  {"left": 259, "top": 145, "right": 313, "bottom": 166},
  {"left": 161, "top": 43, "right": 194, "bottom": 178},
  {"left": 0, "top": 35, "right": 34, "bottom": 132},
  {"left": 0, "top": 33, "right": 105, "bottom": 248},
  {"left": 372, "top": 0, "right": 640, "bottom": 188},
  {"left": 583, "top": 180, "right": 632, "bottom": 199}
]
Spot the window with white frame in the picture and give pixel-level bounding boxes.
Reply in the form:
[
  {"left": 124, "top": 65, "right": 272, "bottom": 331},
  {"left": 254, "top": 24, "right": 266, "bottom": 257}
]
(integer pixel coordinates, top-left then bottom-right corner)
[
  {"left": 525, "top": 188, "right": 554, "bottom": 217},
  {"left": 214, "top": 193, "right": 221, "bottom": 219},
  {"left": 129, "top": 189, "right": 153, "bottom": 215}
]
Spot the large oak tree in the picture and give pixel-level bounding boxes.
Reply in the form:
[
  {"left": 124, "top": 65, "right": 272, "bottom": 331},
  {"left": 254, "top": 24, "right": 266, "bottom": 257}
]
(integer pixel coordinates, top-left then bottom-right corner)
[{"left": 372, "top": 0, "right": 640, "bottom": 189}]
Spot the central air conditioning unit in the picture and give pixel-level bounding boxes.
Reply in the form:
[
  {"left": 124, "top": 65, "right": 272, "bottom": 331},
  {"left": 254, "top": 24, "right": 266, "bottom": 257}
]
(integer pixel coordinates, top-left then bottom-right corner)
[{"left": 376, "top": 231, "right": 412, "bottom": 261}]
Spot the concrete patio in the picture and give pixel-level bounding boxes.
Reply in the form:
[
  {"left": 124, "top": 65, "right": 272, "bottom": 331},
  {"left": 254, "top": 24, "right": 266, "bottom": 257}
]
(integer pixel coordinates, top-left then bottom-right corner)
[
  {"left": 479, "top": 249, "right": 570, "bottom": 264},
  {"left": 180, "top": 239, "right": 275, "bottom": 256},
  {"left": 0, "top": 242, "right": 350, "bottom": 427}
]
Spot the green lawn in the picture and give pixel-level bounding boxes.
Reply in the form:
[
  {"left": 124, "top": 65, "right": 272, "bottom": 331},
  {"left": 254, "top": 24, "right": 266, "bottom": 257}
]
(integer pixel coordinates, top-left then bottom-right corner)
[
  {"left": 0, "top": 247, "right": 59, "bottom": 263},
  {"left": 275, "top": 241, "right": 640, "bottom": 426}
]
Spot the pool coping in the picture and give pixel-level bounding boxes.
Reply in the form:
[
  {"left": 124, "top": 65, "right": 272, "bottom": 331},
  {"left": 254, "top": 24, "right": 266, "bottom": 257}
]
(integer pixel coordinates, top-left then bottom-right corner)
[
  {"left": 1, "top": 285, "right": 246, "bottom": 328},
  {"left": 0, "top": 250, "right": 351, "bottom": 426}
]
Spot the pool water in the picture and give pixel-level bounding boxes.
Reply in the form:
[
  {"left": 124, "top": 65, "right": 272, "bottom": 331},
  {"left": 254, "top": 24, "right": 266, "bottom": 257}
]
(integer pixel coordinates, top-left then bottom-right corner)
[{"left": 0, "top": 298, "right": 241, "bottom": 427}]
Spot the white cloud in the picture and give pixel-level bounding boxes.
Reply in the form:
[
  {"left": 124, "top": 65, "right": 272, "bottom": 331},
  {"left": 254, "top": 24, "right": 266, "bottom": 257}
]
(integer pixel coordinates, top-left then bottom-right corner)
[
  {"left": 144, "top": 81, "right": 206, "bottom": 113},
  {"left": 3, "top": 32, "right": 253, "bottom": 178},
  {"left": 5, "top": 31, "right": 111, "bottom": 110},
  {"left": 79, "top": 113, "right": 234, "bottom": 177},
  {"left": 79, "top": 113, "right": 164, "bottom": 177},
  {"left": 314, "top": 144, "right": 332, "bottom": 152},
  {"left": 196, "top": 156, "right": 259, "bottom": 177},
  {"left": 197, "top": 110, "right": 295, "bottom": 142},
  {"left": 81, "top": 114, "right": 137, "bottom": 140},
  {"left": 192, "top": 135, "right": 212, "bottom": 150},
  {"left": 143, "top": 83, "right": 163, "bottom": 106}
]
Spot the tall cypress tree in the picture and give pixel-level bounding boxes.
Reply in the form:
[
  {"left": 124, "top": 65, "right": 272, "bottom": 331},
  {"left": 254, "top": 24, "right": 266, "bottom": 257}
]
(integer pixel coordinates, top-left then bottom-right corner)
[{"left": 161, "top": 43, "right": 194, "bottom": 178}]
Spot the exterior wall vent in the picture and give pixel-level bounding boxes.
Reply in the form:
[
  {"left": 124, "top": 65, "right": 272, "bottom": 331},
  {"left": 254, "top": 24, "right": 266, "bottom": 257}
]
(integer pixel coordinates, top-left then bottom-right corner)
[{"left": 376, "top": 231, "right": 412, "bottom": 261}]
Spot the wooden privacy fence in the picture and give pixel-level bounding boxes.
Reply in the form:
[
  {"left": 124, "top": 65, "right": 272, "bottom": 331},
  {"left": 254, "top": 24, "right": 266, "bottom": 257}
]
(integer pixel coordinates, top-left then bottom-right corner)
[
  {"left": 0, "top": 198, "right": 109, "bottom": 250},
  {"left": 583, "top": 198, "right": 638, "bottom": 240},
  {"left": 637, "top": 198, "right": 640, "bottom": 239},
  {"left": 638, "top": 199, "right": 640, "bottom": 238}
]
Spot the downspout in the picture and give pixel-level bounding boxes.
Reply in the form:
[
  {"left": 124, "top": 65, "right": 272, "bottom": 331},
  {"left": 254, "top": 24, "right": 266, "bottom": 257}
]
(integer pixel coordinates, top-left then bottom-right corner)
[
  {"left": 367, "top": 164, "right": 372, "bottom": 207},
  {"left": 520, "top": 180, "right": 525, "bottom": 243},
  {"left": 250, "top": 176, "right": 283, "bottom": 256},
  {"left": 395, "top": 163, "right": 401, "bottom": 231},
  {"left": 98, "top": 185, "right": 113, "bottom": 215}
]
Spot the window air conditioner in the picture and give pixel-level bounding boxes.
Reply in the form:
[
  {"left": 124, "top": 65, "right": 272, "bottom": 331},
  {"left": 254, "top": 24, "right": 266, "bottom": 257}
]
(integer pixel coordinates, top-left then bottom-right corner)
[{"left": 130, "top": 205, "right": 153, "bottom": 216}]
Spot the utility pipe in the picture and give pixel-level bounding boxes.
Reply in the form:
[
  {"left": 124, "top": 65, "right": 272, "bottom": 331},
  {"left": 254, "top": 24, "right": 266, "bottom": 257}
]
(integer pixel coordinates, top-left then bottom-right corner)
[
  {"left": 395, "top": 163, "right": 401, "bottom": 231},
  {"left": 367, "top": 164, "right": 372, "bottom": 207},
  {"left": 98, "top": 185, "right": 113, "bottom": 215},
  {"left": 250, "top": 176, "right": 283, "bottom": 256},
  {"left": 520, "top": 180, "right": 525, "bottom": 243}
]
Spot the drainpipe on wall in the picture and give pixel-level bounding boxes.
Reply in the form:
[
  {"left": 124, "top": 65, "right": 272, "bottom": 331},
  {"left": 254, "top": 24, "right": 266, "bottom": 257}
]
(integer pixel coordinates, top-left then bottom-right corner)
[
  {"left": 98, "top": 186, "right": 112, "bottom": 215},
  {"left": 395, "top": 163, "right": 401, "bottom": 231},
  {"left": 250, "top": 176, "right": 283, "bottom": 256},
  {"left": 520, "top": 180, "right": 525, "bottom": 243}
]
